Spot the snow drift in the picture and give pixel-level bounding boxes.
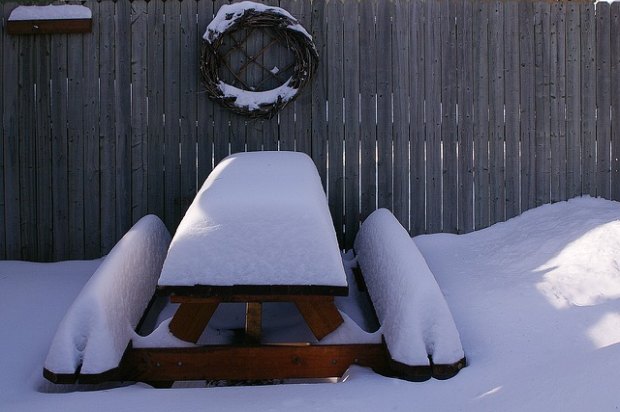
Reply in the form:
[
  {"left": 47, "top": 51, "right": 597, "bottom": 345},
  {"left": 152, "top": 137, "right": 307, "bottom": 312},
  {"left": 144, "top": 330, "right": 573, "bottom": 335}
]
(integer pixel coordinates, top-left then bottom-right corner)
[
  {"left": 354, "top": 209, "right": 464, "bottom": 368},
  {"left": 44, "top": 215, "right": 171, "bottom": 375}
]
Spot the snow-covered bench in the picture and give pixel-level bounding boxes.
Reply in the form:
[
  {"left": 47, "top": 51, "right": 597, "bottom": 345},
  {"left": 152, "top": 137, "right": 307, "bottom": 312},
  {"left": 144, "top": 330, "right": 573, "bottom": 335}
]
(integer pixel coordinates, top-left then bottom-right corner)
[
  {"left": 44, "top": 215, "right": 171, "bottom": 379},
  {"left": 354, "top": 209, "right": 465, "bottom": 380}
]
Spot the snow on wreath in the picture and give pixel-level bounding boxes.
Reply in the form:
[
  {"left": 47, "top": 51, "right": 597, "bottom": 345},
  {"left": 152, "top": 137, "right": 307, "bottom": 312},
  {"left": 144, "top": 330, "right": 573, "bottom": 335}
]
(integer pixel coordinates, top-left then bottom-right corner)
[{"left": 201, "top": 1, "right": 318, "bottom": 119}]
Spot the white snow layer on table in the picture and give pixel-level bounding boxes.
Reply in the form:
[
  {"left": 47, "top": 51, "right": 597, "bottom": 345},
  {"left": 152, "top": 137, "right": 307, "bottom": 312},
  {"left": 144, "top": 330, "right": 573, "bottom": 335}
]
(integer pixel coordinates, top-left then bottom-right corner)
[
  {"left": 203, "top": 1, "right": 312, "bottom": 43},
  {"left": 44, "top": 215, "right": 171, "bottom": 375},
  {"left": 159, "top": 151, "right": 347, "bottom": 288},
  {"left": 354, "top": 209, "right": 464, "bottom": 366},
  {"left": 9, "top": 5, "right": 92, "bottom": 21},
  {"left": 218, "top": 79, "right": 298, "bottom": 111}
]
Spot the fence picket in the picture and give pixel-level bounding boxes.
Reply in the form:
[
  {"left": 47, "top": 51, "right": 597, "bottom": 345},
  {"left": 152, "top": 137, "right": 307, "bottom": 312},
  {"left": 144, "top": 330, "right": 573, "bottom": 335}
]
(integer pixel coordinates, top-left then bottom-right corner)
[
  {"left": 581, "top": 3, "right": 596, "bottom": 197},
  {"left": 611, "top": 2, "right": 620, "bottom": 201},
  {"left": 596, "top": 3, "right": 611, "bottom": 199}
]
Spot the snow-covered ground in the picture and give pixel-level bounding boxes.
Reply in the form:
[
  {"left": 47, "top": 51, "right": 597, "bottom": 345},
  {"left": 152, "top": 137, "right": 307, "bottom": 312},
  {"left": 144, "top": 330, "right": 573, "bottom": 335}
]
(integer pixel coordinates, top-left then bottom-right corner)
[{"left": 1, "top": 196, "right": 620, "bottom": 411}]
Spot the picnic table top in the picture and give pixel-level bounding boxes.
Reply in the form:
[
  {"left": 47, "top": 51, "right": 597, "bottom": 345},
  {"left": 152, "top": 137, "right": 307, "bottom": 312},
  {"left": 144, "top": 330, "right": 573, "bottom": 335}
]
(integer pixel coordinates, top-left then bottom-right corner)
[{"left": 157, "top": 151, "right": 348, "bottom": 296}]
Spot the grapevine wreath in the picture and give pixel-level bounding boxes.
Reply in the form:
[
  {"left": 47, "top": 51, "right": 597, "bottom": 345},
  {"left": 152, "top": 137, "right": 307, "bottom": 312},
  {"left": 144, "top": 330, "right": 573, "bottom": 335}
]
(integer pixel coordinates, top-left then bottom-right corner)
[{"left": 201, "top": 1, "right": 318, "bottom": 119}]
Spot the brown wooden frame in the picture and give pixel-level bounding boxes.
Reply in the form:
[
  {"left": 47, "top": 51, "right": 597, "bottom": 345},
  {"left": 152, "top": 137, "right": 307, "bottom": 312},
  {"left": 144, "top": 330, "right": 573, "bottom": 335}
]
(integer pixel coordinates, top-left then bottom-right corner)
[
  {"left": 43, "top": 342, "right": 465, "bottom": 385},
  {"left": 7, "top": 19, "right": 92, "bottom": 35}
]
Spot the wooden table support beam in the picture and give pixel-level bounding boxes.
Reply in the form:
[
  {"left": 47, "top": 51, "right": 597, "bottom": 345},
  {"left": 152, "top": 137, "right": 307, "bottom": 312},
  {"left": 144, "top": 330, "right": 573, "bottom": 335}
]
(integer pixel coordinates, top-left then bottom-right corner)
[{"left": 168, "top": 302, "right": 219, "bottom": 343}]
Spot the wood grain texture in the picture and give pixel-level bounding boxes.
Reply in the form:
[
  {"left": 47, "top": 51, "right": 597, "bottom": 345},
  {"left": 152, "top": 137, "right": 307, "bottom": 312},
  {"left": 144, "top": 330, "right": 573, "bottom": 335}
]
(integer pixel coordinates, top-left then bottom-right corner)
[
  {"left": 17, "top": 35, "right": 37, "bottom": 260},
  {"left": 67, "top": 33, "right": 85, "bottom": 259},
  {"left": 83, "top": 0, "right": 101, "bottom": 259},
  {"left": 441, "top": 0, "right": 458, "bottom": 232},
  {"left": 131, "top": 1, "right": 148, "bottom": 225},
  {"left": 566, "top": 3, "right": 582, "bottom": 198},
  {"left": 343, "top": 0, "right": 361, "bottom": 246},
  {"left": 581, "top": 3, "right": 596, "bottom": 197},
  {"left": 520, "top": 1, "right": 536, "bottom": 212},
  {"left": 488, "top": 1, "right": 505, "bottom": 224},
  {"left": 99, "top": 0, "right": 116, "bottom": 254},
  {"left": 410, "top": 0, "right": 426, "bottom": 235},
  {"left": 611, "top": 2, "right": 620, "bottom": 201},
  {"left": 504, "top": 1, "right": 520, "bottom": 219},
  {"left": 392, "top": 0, "right": 410, "bottom": 231},
  {"left": 169, "top": 302, "right": 220, "bottom": 343},
  {"left": 473, "top": 1, "right": 490, "bottom": 229},
  {"left": 596, "top": 3, "right": 611, "bottom": 199},
  {"left": 359, "top": 0, "right": 377, "bottom": 222},
  {"left": 425, "top": 0, "right": 442, "bottom": 233},
  {"left": 457, "top": 0, "right": 474, "bottom": 232},
  {"left": 295, "top": 297, "right": 344, "bottom": 340},
  {"left": 327, "top": 0, "right": 345, "bottom": 246}
]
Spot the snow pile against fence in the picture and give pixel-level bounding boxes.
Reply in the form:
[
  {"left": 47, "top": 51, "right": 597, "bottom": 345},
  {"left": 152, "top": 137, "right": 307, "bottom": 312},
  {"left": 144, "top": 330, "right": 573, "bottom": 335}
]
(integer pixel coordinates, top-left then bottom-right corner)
[
  {"left": 354, "top": 209, "right": 464, "bottom": 367},
  {"left": 158, "top": 151, "right": 346, "bottom": 288},
  {"left": 44, "top": 215, "right": 171, "bottom": 375}
]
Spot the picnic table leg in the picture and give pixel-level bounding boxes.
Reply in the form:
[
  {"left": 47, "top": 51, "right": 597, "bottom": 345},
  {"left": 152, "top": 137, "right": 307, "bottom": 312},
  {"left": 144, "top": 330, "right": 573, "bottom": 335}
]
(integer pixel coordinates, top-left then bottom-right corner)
[
  {"left": 295, "top": 297, "right": 344, "bottom": 340},
  {"left": 169, "top": 302, "right": 219, "bottom": 343},
  {"left": 244, "top": 302, "right": 262, "bottom": 344}
]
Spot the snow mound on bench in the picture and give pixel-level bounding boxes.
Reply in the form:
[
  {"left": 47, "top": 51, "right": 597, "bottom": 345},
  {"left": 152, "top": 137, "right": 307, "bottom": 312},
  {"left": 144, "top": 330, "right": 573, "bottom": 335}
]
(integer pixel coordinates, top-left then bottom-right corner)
[
  {"left": 354, "top": 209, "right": 464, "bottom": 366},
  {"left": 44, "top": 215, "right": 171, "bottom": 375},
  {"left": 159, "top": 151, "right": 346, "bottom": 288}
]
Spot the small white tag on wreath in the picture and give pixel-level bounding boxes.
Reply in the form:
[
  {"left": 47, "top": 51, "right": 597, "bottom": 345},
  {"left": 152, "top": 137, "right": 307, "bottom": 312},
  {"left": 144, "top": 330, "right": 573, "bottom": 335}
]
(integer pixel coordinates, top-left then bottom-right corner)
[{"left": 200, "top": 1, "right": 318, "bottom": 119}]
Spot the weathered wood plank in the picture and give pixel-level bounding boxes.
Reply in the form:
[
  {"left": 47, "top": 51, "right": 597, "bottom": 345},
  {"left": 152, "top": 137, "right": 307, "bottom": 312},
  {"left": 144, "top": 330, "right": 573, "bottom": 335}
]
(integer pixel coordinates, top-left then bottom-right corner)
[
  {"left": 473, "top": 1, "right": 489, "bottom": 229},
  {"left": 131, "top": 1, "right": 148, "bottom": 224},
  {"left": 146, "top": 0, "right": 165, "bottom": 225},
  {"left": 553, "top": 3, "right": 567, "bottom": 202},
  {"left": 50, "top": 32, "right": 70, "bottom": 259},
  {"left": 212, "top": 0, "right": 232, "bottom": 166},
  {"left": 426, "top": 0, "right": 442, "bottom": 232},
  {"left": 442, "top": 0, "right": 458, "bottom": 232},
  {"left": 293, "top": 0, "right": 313, "bottom": 157},
  {"left": 99, "top": 0, "right": 116, "bottom": 254},
  {"left": 164, "top": 0, "right": 182, "bottom": 232},
  {"left": 0, "top": 8, "right": 4, "bottom": 259},
  {"left": 457, "top": 0, "right": 474, "bottom": 232},
  {"left": 327, "top": 0, "right": 345, "bottom": 245},
  {"left": 278, "top": 0, "right": 297, "bottom": 153},
  {"left": 197, "top": 0, "right": 214, "bottom": 183},
  {"left": 83, "top": 0, "right": 101, "bottom": 258},
  {"left": 179, "top": 0, "right": 199, "bottom": 217},
  {"left": 34, "top": 34, "right": 53, "bottom": 261},
  {"left": 611, "top": 2, "right": 620, "bottom": 201},
  {"left": 3, "top": 3, "right": 21, "bottom": 259},
  {"left": 169, "top": 302, "right": 220, "bottom": 343},
  {"left": 359, "top": 0, "right": 377, "bottom": 222},
  {"left": 392, "top": 0, "right": 410, "bottom": 230},
  {"left": 581, "top": 2, "right": 596, "bottom": 197},
  {"left": 488, "top": 1, "right": 504, "bottom": 224},
  {"left": 343, "top": 0, "right": 360, "bottom": 246},
  {"left": 534, "top": 2, "right": 550, "bottom": 207},
  {"left": 115, "top": 0, "right": 132, "bottom": 240},
  {"left": 376, "top": 0, "right": 392, "bottom": 214},
  {"left": 67, "top": 33, "right": 85, "bottom": 259},
  {"left": 295, "top": 297, "right": 344, "bottom": 340},
  {"left": 565, "top": 3, "right": 581, "bottom": 198},
  {"left": 410, "top": 0, "right": 425, "bottom": 234},
  {"left": 519, "top": 1, "right": 536, "bottom": 211},
  {"left": 549, "top": 2, "right": 560, "bottom": 203},
  {"left": 121, "top": 344, "right": 390, "bottom": 382},
  {"left": 504, "top": 1, "right": 520, "bottom": 219},
  {"left": 311, "top": 0, "right": 328, "bottom": 188},
  {"left": 17, "top": 35, "right": 37, "bottom": 260},
  {"left": 596, "top": 2, "right": 611, "bottom": 198}
]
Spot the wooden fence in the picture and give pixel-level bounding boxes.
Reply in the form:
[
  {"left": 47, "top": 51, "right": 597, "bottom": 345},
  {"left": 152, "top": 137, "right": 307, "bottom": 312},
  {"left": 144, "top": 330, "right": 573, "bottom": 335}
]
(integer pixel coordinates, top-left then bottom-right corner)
[{"left": 1, "top": 0, "right": 619, "bottom": 261}]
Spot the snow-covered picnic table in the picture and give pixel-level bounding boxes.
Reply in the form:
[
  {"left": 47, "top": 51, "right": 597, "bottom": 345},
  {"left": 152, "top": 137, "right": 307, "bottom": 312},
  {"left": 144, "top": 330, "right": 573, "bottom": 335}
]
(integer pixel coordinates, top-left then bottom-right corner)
[{"left": 157, "top": 151, "right": 348, "bottom": 343}]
